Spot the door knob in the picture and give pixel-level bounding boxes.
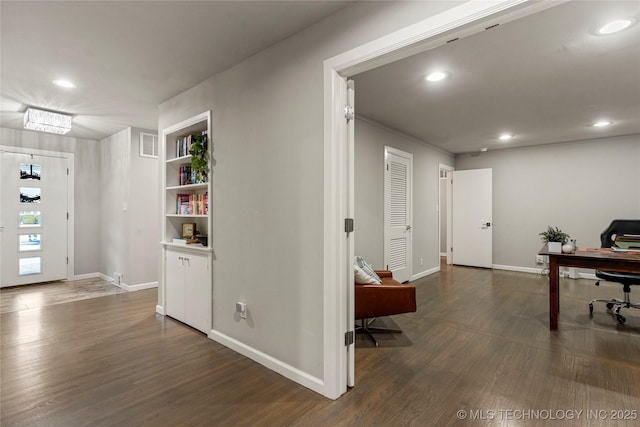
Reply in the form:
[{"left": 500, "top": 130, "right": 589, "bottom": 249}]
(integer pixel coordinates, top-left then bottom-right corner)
[{"left": 406, "top": 225, "right": 412, "bottom": 231}]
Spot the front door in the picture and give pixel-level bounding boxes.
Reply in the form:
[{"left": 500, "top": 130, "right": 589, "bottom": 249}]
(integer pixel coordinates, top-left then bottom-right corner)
[
  {"left": 452, "top": 168, "right": 493, "bottom": 268},
  {"left": 384, "top": 146, "right": 412, "bottom": 283},
  {"left": 1, "top": 151, "right": 69, "bottom": 287}
]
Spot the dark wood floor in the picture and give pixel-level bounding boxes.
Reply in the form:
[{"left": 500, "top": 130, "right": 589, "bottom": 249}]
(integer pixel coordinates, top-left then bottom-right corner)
[{"left": 2, "top": 265, "right": 639, "bottom": 426}]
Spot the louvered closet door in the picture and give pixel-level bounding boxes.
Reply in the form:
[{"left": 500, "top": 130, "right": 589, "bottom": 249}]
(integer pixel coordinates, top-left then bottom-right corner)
[{"left": 384, "top": 147, "right": 412, "bottom": 283}]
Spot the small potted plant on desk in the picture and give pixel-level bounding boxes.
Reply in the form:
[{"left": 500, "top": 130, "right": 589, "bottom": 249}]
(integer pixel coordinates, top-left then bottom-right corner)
[{"left": 539, "top": 226, "right": 570, "bottom": 253}]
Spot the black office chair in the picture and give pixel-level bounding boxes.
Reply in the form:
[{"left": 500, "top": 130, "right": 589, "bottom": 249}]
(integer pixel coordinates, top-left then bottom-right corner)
[{"left": 589, "top": 219, "right": 640, "bottom": 324}]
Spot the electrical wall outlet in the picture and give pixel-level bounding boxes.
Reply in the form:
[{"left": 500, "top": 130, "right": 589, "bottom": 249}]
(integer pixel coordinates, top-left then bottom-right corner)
[
  {"left": 536, "top": 255, "right": 546, "bottom": 265},
  {"left": 420, "top": 258, "right": 424, "bottom": 266}
]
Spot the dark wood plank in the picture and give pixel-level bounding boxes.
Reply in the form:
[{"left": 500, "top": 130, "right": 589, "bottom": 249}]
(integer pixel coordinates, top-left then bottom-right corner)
[{"left": 2, "top": 265, "right": 640, "bottom": 426}]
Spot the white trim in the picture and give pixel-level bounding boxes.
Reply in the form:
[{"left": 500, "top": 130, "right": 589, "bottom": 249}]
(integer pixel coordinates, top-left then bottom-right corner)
[
  {"left": 120, "top": 281, "right": 158, "bottom": 292},
  {"left": 492, "top": 264, "right": 542, "bottom": 275},
  {"left": 99, "top": 271, "right": 158, "bottom": 291},
  {"left": 208, "top": 329, "right": 325, "bottom": 396},
  {"left": 411, "top": 266, "right": 440, "bottom": 281},
  {"left": 322, "top": 0, "right": 567, "bottom": 400},
  {"left": 492, "top": 264, "right": 597, "bottom": 280},
  {"left": 73, "top": 272, "right": 99, "bottom": 280},
  {"left": 0, "top": 145, "right": 75, "bottom": 284},
  {"left": 156, "top": 305, "right": 165, "bottom": 315}
]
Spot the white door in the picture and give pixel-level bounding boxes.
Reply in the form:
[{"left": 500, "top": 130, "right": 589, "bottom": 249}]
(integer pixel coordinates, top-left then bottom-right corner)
[
  {"left": 1, "top": 152, "right": 69, "bottom": 286},
  {"left": 384, "top": 147, "right": 412, "bottom": 283},
  {"left": 345, "top": 79, "right": 355, "bottom": 387},
  {"left": 452, "top": 168, "right": 492, "bottom": 268}
]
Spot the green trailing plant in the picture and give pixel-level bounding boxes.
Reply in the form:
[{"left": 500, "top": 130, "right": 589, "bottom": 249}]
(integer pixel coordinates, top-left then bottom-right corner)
[
  {"left": 189, "top": 133, "right": 209, "bottom": 182},
  {"left": 539, "top": 226, "right": 570, "bottom": 244}
]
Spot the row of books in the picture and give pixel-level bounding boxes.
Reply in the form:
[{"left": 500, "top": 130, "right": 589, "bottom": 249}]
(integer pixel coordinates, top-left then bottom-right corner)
[
  {"left": 176, "top": 193, "right": 208, "bottom": 215},
  {"left": 178, "top": 165, "right": 205, "bottom": 186},
  {"left": 176, "top": 130, "right": 207, "bottom": 158}
]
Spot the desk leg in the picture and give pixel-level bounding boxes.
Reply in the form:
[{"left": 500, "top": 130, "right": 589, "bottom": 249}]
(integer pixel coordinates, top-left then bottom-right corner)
[{"left": 549, "top": 256, "right": 559, "bottom": 330}]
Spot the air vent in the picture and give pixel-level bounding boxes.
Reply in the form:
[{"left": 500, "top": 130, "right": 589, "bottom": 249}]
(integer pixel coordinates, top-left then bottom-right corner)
[
  {"left": 485, "top": 23, "right": 500, "bottom": 30},
  {"left": 446, "top": 37, "right": 459, "bottom": 44},
  {"left": 139, "top": 132, "right": 158, "bottom": 158}
]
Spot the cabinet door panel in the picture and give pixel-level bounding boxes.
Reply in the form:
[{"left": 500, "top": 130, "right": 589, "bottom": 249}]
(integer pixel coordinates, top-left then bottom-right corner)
[
  {"left": 165, "top": 251, "right": 185, "bottom": 322},
  {"left": 184, "top": 253, "right": 211, "bottom": 333}
]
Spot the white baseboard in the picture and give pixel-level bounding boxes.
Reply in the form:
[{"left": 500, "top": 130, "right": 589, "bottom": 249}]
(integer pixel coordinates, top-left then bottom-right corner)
[
  {"left": 73, "top": 272, "right": 99, "bottom": 280},
  {"left": 208, "top": 329, "right": 325, "bottom": 397},
  {"left": 492, "top": 264, "right": 541, "bottom": 274},
  {"left": 492, "top": 264, "right": 597, "bottom": 280},
  {"left": 156, "top": 305, "right": 165, "bottom": 315},
  {"left": 411, "top": 266, "right": 440, "bottom": 281},
  {"left": 96, "top": 272, "right": 157, "bottom": 291},
  {"left": 121, "top": 281, "right": 158, "bottom": 291}
]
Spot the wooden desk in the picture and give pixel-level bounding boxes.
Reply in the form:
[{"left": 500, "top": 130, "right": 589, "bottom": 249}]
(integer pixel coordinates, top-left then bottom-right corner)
[{"left": 538, "top": 245, "right": 640, "bottom": 330}]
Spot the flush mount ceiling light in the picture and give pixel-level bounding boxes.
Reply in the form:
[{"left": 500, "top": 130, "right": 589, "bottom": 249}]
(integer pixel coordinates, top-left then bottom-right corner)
[
  {"left": 598, "top": 19, "right": 633, "bottom": 35},
  {"left": 24, "top": 107, "right": 72, "bottom": 134},
  {"left": 52, "top": 79, "right": 75, "bottom": 88},
  {"left": 426, "top": 71, "right": 447, "bottom": 82},
  {"left": 593, "top": 120, "right": 612, "bottom": 127},
  {"left": 480, "top": 147, "right": 488, "bottom": 152},
  {"left": 499, "top": 133, "right": 513, "bottom": 141}
]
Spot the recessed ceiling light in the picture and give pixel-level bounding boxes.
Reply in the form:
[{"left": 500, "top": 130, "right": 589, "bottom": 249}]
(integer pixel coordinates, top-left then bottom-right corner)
[
  {"left": 426, "top": 71, "right": 447, "bottom": 82},
  {"left": 593, "top": 120, "right": 612, "bottom": 127},
  {"left": 598, "top": 19, "right": 633, "bottom": 35},
  {"left": 52, "top": 79, "right": 75, "bottom": 88},
  {"left": 480, "top": 147, "right": 488, "bottom": 152},
  {"left": 499, "top": 133, "right": 513, "bottom": 141}
]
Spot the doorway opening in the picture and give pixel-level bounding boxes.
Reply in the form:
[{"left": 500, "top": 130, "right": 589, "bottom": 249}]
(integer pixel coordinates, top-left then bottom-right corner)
[{"left": 323, "top": 0, "right": 562, "bottom": 399}]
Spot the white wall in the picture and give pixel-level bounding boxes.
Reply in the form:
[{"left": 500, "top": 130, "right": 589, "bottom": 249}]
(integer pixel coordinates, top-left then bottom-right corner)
[
  {"left": 0, "top": 127, "right": 101, "bottom": 275},
  {"left": 455, "top": 135, "right": 640, "bottom": 270},
  {"left": 158, "top": 1, "right": 464, "bottom": 382},
  {"left": 354, "top": 118, "right": 454, "bottom": 276},
  {"left": 100, "top": 127, "right": 159, "bottom": 286},
  {"left": 100, "top": 128, "right": 130, "bottom": 282},
  {"left": 128, "top": 128, "right": 159, "bottom": 286}
]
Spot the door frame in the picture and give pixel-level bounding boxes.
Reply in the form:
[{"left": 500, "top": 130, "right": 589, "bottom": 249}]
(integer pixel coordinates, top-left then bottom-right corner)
[
  {"left": 439, "top": 163, "right": 454, "bottom": 265},
  {"left": 322, "top": 0, "right": 565, "bottom": 399},
  {"left": 0, "top": 145, "right": 75, "bottom": 285}
]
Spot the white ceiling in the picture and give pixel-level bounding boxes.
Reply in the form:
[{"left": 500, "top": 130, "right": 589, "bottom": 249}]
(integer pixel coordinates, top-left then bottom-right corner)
[
  {"left": 0, "top": 0, "right": 352, "bottom": 140},
  {"left": 2, "top": 1, "right": 638, "bottom": 151},
  {"left": 353, "top": 0, "right": 640, "bottom": 154}
]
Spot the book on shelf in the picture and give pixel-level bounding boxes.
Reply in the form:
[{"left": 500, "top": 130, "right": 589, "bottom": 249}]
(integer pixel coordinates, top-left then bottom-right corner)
[
  {"left": 178, "top": 165, "right": 206, "bottom": 186},
  {"left": 175, "top": 130, "right": 207, "bottom": 158},
  {"left": 176, "top": 135, "right": 192, "bottom": 158},
  {"left": 176, "top": 192, "right": 208, "bottom": 215}
]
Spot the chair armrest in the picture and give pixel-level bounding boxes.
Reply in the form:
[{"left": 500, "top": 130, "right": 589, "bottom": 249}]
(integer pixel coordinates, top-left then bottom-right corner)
[
  {"left": 355, "top": 282, "right": 416, "bottom": 319},
  {"left": 374, "top": 270, "right": 393, "bottom": 278}
]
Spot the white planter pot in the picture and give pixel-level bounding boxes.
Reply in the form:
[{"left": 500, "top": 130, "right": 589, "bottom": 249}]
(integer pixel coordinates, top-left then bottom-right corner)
[{"left": 548, "top": 242, "right": 562, "bottom": 253}]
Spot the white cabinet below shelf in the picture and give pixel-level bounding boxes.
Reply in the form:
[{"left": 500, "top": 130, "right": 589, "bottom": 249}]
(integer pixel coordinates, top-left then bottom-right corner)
[{"left": 164, "top": 248, "right": 211, "bottom": 333}]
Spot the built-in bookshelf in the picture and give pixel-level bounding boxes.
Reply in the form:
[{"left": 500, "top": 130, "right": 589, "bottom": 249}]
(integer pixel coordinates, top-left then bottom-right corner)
[
  {"left": 161, "top": 111, "right": 212, "bottom": 251},
  {"left": 159, "top": 111, "right": 212, "bottom": 333}
]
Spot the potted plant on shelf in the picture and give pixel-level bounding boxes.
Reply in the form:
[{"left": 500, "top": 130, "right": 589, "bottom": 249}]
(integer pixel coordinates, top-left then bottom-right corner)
[
  {"left": 189, "top": 133, "right": 209, "bottom": 183},
  {"left": 539, "top": 226, "right": 570, "bottom": 253}
]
